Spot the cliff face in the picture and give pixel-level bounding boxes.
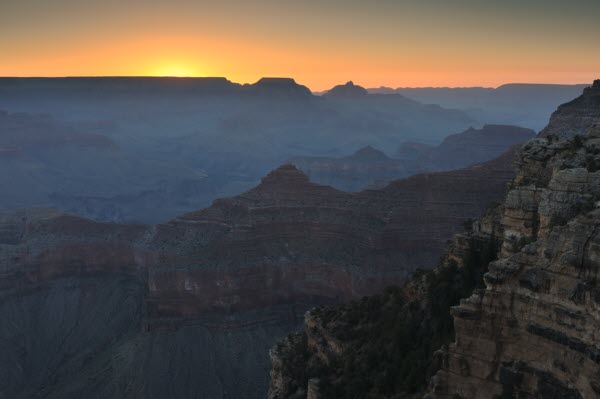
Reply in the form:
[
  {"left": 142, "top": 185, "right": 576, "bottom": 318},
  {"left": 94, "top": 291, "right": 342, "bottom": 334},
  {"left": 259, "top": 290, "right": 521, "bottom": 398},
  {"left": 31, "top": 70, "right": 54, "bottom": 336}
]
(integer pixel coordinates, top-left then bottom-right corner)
[
  {"left": 428, "top": 131, "right": 600, "bottom": 399},
  {"left": 539, "top": 79, "right": 600, "bottom": 138},
  {"left": 428, "top": 82, "right": 600, "bottom": 398}
]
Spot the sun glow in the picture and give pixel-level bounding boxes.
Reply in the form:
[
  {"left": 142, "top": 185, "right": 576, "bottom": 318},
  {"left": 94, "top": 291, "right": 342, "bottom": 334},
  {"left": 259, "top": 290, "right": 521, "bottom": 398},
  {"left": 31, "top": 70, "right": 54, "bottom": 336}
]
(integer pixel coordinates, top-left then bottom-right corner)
[{"left": 152, "top": 64, "right": 199, "bottom": 77}]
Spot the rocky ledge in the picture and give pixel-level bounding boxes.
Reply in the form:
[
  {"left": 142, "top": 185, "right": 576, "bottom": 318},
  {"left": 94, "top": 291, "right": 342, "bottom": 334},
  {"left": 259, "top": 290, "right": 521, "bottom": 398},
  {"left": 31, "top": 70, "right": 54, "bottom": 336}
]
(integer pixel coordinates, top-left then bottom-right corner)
[{"left": 539, "top": 79, "right": 600, "bottom": 138}]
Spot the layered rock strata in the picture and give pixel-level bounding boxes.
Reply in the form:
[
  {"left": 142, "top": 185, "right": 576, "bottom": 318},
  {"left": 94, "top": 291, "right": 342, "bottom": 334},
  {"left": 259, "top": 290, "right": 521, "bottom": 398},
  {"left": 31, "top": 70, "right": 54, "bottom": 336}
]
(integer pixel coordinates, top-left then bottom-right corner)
[
  {"left": 428, "top": 130, "right": 600, "bottom": 399},
  {"left": 0, "top": 153, "right": 513, "bottom": 398},
  {"left": 539, "top": 79, "right": 600, "bottom": 138},
  {"left": 146, "top": 159, "right": 514, "bottom": 327}
]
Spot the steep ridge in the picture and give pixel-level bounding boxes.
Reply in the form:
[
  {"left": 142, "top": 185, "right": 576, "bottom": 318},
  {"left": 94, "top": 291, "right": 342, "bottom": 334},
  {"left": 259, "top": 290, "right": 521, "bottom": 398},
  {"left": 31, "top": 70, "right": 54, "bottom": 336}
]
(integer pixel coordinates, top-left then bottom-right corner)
[
  {"left": 289, "top": 146, "right": 417, "bottom": 191},
  {"left": 539, "top": 79, "right": 600, "bottom": 138},
  {"left": 398, "top": 124, "right": 536, "bottom": 170},
  {"left": 374, "top": 83, "right": 590, "bottom": 131},
  {"left": 268, "top": 79, "right": 600, "bottom": 399},
  {"left": 0, "top": 78, "right": 479, "bottom": 224},
  {"left": 322, "top": 81, "right": 368, "bottom": 98},
  {"left": 146, "top": 157, "right": 514, "bottom": 326},
  {"left": 0, "top": 152, "right": 514, "bottom": 397},
  {"left": 290, "top": 125, "right": 532, "bottom": 191}
]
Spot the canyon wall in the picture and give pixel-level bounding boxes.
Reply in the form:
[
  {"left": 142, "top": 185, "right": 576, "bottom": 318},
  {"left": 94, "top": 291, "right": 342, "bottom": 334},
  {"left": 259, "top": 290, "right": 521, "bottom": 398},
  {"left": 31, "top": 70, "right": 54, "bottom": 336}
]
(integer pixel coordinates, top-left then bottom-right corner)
[{"left": 429, "top": 122, "right": 600, "bottom": 399}]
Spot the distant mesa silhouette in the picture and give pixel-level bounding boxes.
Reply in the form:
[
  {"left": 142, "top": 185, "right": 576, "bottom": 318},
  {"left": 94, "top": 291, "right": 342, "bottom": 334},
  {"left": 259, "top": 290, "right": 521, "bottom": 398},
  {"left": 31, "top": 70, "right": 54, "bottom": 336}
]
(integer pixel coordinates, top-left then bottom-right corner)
[
  {"left": 323, "top": 81, "right": 368, "bottom": 98},
  {"left": 346, "top": 145, "right": 390, "bottom": 162},
  {"left": 247, "top": 77, "right": 313, "bottom": 97}
]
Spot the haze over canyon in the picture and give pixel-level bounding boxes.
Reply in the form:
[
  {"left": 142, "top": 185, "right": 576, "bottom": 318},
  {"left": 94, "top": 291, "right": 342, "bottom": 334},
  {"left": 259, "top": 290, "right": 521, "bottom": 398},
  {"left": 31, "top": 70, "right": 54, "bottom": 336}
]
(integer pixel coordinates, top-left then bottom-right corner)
[{"left": 2, "top": 1, "right": 600, "bottom": 398}]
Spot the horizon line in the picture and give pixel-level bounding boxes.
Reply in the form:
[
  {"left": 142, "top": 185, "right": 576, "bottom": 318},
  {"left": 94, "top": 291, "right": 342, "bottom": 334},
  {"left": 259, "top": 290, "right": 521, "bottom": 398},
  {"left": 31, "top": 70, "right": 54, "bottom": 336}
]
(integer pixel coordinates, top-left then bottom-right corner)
[{"left": 0, "top": 75, "right": 592, "bottom": 92}]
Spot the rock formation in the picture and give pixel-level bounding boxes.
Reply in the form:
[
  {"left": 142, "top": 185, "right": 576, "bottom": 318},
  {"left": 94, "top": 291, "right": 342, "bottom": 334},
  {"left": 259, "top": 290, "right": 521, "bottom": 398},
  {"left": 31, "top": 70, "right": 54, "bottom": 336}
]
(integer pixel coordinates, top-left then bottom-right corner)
[
  {"left": 146, "top": 158, "right": 514, "bottom": 325},
  {"left": 376, "top": 83, "right": 590, "bottom": 131},
  {"left": 428, "top": 132, "right": 600, "bottom": 399},
  {"left": 289, "top": 146, "right": 417, "bottom": 191},
  {"left": 539, "top": 79, "right": 600, "bottom": 138},
  {"left": 290, "top": 125, "right": 532, "bottom": 191},
  {"left": 246, "top": 77, "right": 313, "bottom": 98},
  {"left": 322, "top": 81, "right": 368, "bottom": 98},
  {"left": 0, "top": 78, "right": 478, "bottom": 224},
  {"left": 398, "top": 124, "right": 535, "bottom": 171},
  {"left": 9, "top": 79, "right": 596, "bottom": 399}
]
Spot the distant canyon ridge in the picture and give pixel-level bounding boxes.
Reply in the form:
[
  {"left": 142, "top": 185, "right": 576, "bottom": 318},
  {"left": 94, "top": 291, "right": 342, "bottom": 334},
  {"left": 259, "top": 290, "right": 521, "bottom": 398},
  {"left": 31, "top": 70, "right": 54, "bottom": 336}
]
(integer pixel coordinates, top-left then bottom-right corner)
[{"left": 0, "top": 77, "right": 585, "bottom": 223}]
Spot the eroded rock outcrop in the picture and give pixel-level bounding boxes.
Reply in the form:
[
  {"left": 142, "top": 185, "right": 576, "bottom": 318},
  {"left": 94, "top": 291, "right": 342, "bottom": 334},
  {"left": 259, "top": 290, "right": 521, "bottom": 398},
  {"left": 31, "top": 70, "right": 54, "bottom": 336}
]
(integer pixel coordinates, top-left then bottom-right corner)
[
  {"left": 427, "top": 81, "right": 600, "bottom": 398},
  {"left": 322, "top": 81, "right": 368, "bottom": 98},
  {"left": 145, "top": 158, "right": 514, "bottom": 327},
  {"left": 428, "top": 131, "right": 600, "bottom": 399},
  {"left": 539, "top": 79, "right": 600, "bottom": 138}
]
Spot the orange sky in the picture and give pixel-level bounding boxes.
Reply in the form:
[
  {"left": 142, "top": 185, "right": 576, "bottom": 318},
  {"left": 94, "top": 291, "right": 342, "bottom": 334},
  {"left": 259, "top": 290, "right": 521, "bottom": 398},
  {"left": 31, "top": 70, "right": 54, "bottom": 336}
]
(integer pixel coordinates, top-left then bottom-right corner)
[{"left": 1, "top": 0, "right": 599, "bottom": 91}]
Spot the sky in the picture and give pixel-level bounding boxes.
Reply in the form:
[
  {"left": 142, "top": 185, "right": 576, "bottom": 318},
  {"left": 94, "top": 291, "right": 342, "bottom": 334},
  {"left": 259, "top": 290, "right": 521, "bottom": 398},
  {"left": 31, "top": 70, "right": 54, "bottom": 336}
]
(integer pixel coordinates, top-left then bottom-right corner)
[{"left": 1, "top": 0, "right": 599, "bottom": 91}]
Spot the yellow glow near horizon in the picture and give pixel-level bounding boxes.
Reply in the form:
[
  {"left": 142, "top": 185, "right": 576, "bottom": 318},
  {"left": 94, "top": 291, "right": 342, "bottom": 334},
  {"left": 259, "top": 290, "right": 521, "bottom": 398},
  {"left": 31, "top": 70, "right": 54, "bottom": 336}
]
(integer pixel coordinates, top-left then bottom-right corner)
[
  {"left": 1, "top": 2, "right": 599, "bottom": 91},
  {"left": 151, "top": 64, "right": 200, "bottom": 77}
]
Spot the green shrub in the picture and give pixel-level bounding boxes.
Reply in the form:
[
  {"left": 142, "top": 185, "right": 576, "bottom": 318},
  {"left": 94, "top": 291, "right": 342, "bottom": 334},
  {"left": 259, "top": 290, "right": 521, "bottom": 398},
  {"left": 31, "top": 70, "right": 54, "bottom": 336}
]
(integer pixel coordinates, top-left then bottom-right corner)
[
  {"left": 511, "top": 235, "right": 534, "bottom": 252},
  {"left": 585, "top": 155, "right": 600, "bottom": 172},
  {"left": 571, "top": 134, "right": 584, "bottom": 149}
]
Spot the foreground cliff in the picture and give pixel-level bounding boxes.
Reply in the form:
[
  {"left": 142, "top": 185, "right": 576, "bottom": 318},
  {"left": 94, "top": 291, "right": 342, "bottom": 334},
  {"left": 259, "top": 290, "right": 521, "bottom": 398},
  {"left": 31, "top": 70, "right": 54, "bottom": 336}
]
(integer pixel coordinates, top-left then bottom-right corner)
[
  {"left": 428, "top": 120, "right": 600, "bottom": 398},
  {"left": 269, "top": 80, "right": 600, "bottom": 399}
]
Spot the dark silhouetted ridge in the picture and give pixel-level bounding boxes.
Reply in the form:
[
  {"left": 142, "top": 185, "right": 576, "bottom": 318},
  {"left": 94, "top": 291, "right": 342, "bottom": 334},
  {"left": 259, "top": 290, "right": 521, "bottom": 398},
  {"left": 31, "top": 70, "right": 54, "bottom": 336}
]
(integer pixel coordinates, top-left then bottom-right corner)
[
  {"left": 345, "top": 145, "right": 389, "bottom": 161},
  {"left": 247, "top": 77, "right": 313, "bottom": 97},
  {"left": 323, "top": 81, "right": 368, "bottom": 98}
]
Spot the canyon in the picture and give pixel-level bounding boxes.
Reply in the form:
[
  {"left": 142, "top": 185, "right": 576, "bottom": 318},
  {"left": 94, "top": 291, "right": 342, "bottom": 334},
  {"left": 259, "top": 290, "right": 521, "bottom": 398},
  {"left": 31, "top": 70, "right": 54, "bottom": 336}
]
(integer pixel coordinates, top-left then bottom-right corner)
[
  {"left": 0, "top": 141, "right": 514, "bottom": 398},
  {"left": 0, "top": 77, "right": 477, "bottom": 223},
  {"left": 268, "top": 80, "right": 600, "bottom": 399},
  {"left": 1, "top": 80, "right": 596, "bottom": 399}
]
